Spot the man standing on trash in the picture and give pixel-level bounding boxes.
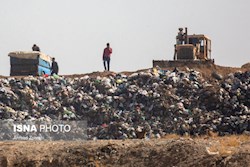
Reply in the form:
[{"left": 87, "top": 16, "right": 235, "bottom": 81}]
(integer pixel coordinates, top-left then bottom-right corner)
[
  {"left": 103, "top": 43, "right": 112, "bottom": 71},
  {"left": 51, "top": 57, "right": 59, "bottom": 75}
]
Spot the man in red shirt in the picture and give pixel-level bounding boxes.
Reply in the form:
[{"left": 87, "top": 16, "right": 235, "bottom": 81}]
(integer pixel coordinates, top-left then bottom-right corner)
[{"left": 103, "top": 43, "right": 112, "bottom": 71}]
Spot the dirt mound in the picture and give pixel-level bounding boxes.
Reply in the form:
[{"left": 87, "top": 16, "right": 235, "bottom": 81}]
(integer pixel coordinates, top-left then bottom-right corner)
[
  {"left": 2, "top": 63, "right": 248, "bottom": 80},
  {"left": 241, "top": 62, "right": 250, "bottom": 69},
  {"left": 0, "top": 135, "right": 250, "bottom": 167},
  {"left": 160, "top": 64, "right": 244, "bottom": 80},
  {"left": 62, "top": 63, "right": 247, "bottom": 84}
]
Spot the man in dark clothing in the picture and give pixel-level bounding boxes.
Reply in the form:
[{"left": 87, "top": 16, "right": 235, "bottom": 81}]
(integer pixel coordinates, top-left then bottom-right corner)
[
  {"left": 176, "top": 28, "right": 185, "bottom": 45},
  {"left": 32, "top": 44, "right": 40, "bottom": 52},
  {"left": 103, "top": 43, "right": 112, "bottom": 71},
  {"left": 51, "top": 57, "right": 59, "bottom": 75}
]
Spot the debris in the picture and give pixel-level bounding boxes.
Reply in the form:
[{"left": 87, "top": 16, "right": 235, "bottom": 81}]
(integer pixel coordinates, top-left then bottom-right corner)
[{"left": 0, "top": 69, "right": 249, "bottom": 139}]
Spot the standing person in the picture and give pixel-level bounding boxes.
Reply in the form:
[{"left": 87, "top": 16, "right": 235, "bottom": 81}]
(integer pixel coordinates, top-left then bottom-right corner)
[
  {"left": 32, "top": 44, "right": 40, "bottom": 51},
  {"left": 103, "top": 43, "right": 112, "bottom": 71},
  {"left": 176, "top": 28, "right": 184, "bottom": 45},
  {"left": 51, "top": 57, "right": 59, "bottom": 75},
  {"left": 173, "top": 44, "right": 177, "bottom": 60}
]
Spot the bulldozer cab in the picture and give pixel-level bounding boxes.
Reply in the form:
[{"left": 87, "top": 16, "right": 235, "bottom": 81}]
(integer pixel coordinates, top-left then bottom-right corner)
[
  {"left": 175, "top": 33, "right": 211, "bottom": 61},
  {"left": 187, "top": 35, "right": 211, "bottom": 60}
]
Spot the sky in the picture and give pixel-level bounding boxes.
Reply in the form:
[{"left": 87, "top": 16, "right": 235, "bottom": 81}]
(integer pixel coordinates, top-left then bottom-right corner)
[{"left": 0, "top": 0, "right": 250, "bottom": 76}]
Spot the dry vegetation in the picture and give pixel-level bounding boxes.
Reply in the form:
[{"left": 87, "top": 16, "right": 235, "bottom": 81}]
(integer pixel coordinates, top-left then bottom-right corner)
[
  {"left": 205, "top": 134, "right": 250, "bottom": 156},
  {"left": 163, "top": 133, "right": 250, "bottom": 157}
]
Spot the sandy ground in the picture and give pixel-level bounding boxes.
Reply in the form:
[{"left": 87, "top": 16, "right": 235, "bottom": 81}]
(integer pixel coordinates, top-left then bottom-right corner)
[{"left": 0, "top": 135, "right": 249, "bottom": 167}]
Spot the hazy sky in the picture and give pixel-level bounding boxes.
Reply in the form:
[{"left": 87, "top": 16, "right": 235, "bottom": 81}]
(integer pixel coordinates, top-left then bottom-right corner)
[{"left": 1, "top": 0, "right": 250, "bottom": 76}]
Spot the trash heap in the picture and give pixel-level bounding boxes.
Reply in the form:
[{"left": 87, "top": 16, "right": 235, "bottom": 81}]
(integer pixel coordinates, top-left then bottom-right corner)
[{"left": 0, "top": 69, "right": 249, "bottom": 139}]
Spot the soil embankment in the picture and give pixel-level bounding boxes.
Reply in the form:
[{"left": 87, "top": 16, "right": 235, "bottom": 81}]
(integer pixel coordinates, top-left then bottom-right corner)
[{"left": 0, "top": 135, "right": 250, "bottom": 167}]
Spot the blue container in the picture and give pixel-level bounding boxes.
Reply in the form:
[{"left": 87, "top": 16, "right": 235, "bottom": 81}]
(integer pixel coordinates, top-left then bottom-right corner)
[{"left": 9, "top": 51, "right": 52, "bottom": 76}]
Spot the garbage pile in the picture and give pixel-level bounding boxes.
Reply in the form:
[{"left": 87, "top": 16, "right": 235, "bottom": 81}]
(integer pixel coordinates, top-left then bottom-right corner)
[{"left": 0, "top": 69, "right": 249, "bottom": 139}]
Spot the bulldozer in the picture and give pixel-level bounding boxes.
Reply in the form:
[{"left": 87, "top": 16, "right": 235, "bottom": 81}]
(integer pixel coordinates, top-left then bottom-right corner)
[{"left": 153, "top": 27, "right": 214, "bottom": 68}]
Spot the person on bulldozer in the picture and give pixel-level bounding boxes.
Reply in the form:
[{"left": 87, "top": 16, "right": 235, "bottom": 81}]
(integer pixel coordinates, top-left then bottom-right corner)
[
  {"left": 174, "top": 28, "right": 187, "bottom": 59},
  {"left": 176, "top": 28, "right": 185, "bottom": 45},
  {"left": 173, "top": 44, "right": 177, "bottom": 60}
]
